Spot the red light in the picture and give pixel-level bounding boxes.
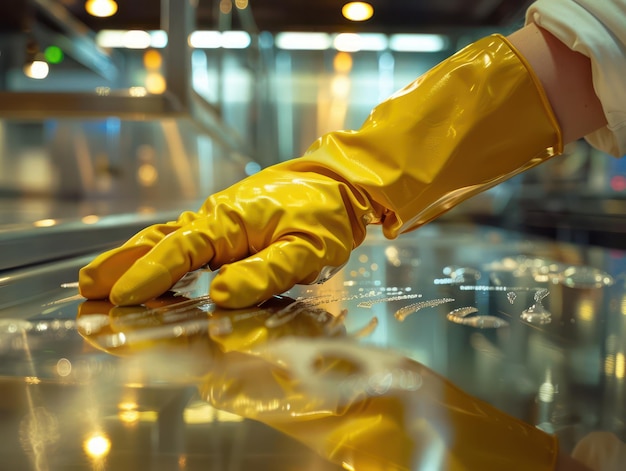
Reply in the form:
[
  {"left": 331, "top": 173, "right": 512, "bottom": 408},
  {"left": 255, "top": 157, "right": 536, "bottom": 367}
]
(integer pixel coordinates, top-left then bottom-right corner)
[{"left": 610, "top": 175, "right": 626, "bottom": 192}]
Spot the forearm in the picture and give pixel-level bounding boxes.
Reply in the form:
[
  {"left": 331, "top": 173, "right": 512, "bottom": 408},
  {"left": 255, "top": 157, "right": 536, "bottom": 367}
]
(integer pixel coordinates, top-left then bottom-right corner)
[{"left": 508, "top": 22, "right": 607, "bottom": 145}]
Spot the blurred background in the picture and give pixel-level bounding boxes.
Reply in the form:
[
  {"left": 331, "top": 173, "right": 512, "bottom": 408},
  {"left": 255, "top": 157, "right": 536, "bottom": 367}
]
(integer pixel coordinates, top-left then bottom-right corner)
[{"left": 1, "top": 0, "right": 625, "bottom": 268}]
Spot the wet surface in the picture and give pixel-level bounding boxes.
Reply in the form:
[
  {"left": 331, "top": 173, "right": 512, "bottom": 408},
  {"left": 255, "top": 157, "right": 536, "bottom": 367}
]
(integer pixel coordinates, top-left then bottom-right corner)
[{"left": 1, "top": 223, "right": 625, "bottom": 470}]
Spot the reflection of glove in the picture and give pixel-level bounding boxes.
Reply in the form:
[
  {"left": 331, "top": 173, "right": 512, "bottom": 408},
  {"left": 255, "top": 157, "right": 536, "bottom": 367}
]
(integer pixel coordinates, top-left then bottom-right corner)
[
  {"left": 76, "top": 295, "right": 341, "bottom": 356},
  {"left": 201, "top": 338, "right": 559, "bottom": 471},
  {"left": 79, "top": 34, "right": 562, "bottom": 309},
  {"left": 78, "top": 296, "right": 560, "bottom": 471}
]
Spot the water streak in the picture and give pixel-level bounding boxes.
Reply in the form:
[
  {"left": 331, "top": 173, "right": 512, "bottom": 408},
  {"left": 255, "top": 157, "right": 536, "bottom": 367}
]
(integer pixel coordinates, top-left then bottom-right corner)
[
  {"left": 447, "top": 306, "right": 478, "bottom": 318},
  {"left": 507, "top": 292, "right": 517, "bottom": 304},
  {"left": 357, "top": 293, "right": 422, "bottom": 309},
  {"left": 394, "top": 298, "right": 455, "bottom": 322},
  {"left": 448, "top": 315, "right": 509, "bottom": 329}
]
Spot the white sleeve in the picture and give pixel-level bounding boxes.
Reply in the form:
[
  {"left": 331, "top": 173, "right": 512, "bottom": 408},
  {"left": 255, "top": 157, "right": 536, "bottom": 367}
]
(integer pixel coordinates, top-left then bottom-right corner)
[{"left": 526, "top": 0, "right": 626, "bottom": 157}]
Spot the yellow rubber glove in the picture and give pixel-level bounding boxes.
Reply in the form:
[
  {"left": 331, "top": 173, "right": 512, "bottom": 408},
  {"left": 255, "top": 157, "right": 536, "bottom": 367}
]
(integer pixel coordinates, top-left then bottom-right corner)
[{"left": 79, "top": 34, "right": 562, "bottom": 308}]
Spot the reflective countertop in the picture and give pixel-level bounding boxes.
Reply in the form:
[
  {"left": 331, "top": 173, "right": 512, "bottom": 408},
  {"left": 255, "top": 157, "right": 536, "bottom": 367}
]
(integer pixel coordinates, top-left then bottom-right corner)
[{"left": 1, "top": 223, "right": 624, "bottom": 470}]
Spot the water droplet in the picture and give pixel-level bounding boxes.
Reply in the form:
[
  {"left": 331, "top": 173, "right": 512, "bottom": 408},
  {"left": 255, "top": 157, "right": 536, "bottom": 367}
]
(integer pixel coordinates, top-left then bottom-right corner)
[
  {"left": 507, "top": 292, "right": 517, "bottom": 304},
  {"left": 520, "top": 303, "right": 552, "bottom": 325},
  {"left": 447, "top": 306, "right": 479, "bottom": 318},
  {"left": 441, "top": 266, "right": 481, "bottom": 282},
  {"left": 559, "top": 267, "right": 614, "bottom": 289},
  {"left": 76, "top": 315, "right": 110, "bottom": 335},
  {"left": 0, "top": 319, "right": 33, "bottom": 334},
  {"left": 448, "top": 315, "right": 509, "bottom": 329},
  {"left": 357, "top": 293, "right": 421, "bottom": 309},
  {"left": 534, "top": 288, "right": 549, "bottom": 302}
]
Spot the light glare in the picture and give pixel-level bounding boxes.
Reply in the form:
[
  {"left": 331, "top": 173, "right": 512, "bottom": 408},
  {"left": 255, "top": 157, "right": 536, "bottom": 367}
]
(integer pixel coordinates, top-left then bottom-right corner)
[
  {"left": 275, "top": 33, "right": 331, "bottom": 50},
  {"left": 389, "top": 34, "right": 448, "bottom": 52},
  {"left": 342, "top": 2, "right": 374, "bottom": 22},
  {"left": 85, "top": 0, "right": 118, "bottom": 18}
]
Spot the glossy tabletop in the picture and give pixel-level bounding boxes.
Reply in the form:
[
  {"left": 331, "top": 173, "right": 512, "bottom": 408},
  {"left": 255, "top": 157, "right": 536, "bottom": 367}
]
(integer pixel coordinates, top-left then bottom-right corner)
[{"left": 1, "top": 223, "right": 624, "bottom": 470}]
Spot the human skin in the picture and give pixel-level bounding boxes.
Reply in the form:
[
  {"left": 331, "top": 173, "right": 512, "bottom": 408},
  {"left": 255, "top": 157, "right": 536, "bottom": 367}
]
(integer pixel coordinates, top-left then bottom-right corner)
[
  {"left": 508, "top": 22, "right": 607, "bottom": 146},
  {"left": 508, "top": 22, "right": 602, "bottom": 471}
]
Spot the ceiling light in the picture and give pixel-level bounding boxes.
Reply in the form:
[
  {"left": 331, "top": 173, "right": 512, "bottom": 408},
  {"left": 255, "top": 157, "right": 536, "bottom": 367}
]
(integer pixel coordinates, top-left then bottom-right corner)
[
  {"left": 96, "top": 30, "right": 167, "bottom": 49},
  {"left": 342, "top": 2, "right": 374, "bottom": 22},
  {"left": 334, "top": 33, "right": 388, "bottom": 52},
  {"left": 85, "top": 0, "right": 118, "bottom": 18},
  {"left": 188, "top": 31, "right": 251, "bottom": 49},
  {"left": 123, "top": 30, "right": 152, "bottom": 49},
  {"left": 275, "top": 33, "right": 332, "bottom": 51},
  {"left": 389, "top": 34, "right": 449, "bottom": 53}
]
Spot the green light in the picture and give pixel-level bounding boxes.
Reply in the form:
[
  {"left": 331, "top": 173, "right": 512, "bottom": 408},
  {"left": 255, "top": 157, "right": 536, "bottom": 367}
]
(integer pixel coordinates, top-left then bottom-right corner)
[{"left": 44, "top": 46, "right": 64, "bottom": 64}]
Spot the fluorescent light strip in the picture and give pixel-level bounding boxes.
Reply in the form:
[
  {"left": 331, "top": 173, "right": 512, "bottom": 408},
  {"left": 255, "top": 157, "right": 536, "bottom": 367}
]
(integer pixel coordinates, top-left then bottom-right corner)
[
  {"left": 334, "top": 33, "right": 388, "bottom": 52},
  {"left": 275, "top": 32, "right": 332, "bottom": 50},
  {"left": 389, "top": 34, "right": 448, "bottom": 52},
  {"left": 96, "top": 30, "right": 167, "bottom": 49},
  {"left": 95, "top": 30, "right": 448, "bottom": 53},
  {"left": 189, "top": 31, "right": 251, "bottom": 49}
]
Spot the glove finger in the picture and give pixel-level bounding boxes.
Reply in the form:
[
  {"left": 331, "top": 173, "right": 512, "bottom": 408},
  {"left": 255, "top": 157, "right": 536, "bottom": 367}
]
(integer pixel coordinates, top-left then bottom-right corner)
[
  {"left": 79, "top": 213, "right": 199, "bottom": 299},
  {"left": 209, "top": 235, "right": 347, "bottom": 309},
  {"left": 109, "top": 222, "right": 220, "bottom": 306},
  {"left": 79, "top": 245, "right": 153, "bottom": 299}
]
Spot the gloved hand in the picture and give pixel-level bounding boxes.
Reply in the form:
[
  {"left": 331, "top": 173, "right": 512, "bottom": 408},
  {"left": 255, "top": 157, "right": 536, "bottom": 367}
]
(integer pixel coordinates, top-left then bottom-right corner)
[{"left": 79, "top": 34, "right": 562, "bottom": 308}]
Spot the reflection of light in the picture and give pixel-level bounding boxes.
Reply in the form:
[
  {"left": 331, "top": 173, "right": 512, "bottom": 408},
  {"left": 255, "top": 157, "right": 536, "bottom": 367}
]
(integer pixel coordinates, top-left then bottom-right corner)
[
  {"left": 333, "top": 52, "right": 353, "bottom": 73},
  {"left": 342, "top": 461, "right": 356, "bottom": 470},
  {"left": 183, "top": 402, "right": 244, "bottom": 423},
  {"left": 538, "top": 381, "right": 555, "bottom": 402},
  {"left": 33, "top": 218, "right": 57, "bottom": 227},
  {"left": 605, "top": 354, "right": 615, "bottom": 376},
  {"left": 275, "top": 32, "right": 332, "bottom": 50},
  {"left": 81, "top": 215, "right": 100, "bottom": 224},
  {"left": 389, "top": 34, "right": 448, "bottom": 52},
  {"left": 331, "top": 75, "right": 350, "bottom": 97},
  {"left": 245, "top": 161, "right": 261, "bottom": 175},
  {"left": 23, "top": 60, "right": 49, "bottom": 79},
  {"left": 118, "top": 402, "right": 140, "bottom": 424},
  {"left": 145, "top": 73, "right": 166, "bottom": 94},
  {"left": 143, "top": 49, "right": 162, "bottom": 69},
  {"left": 85, "top": 0, "right": 118, "bottom": 17},
  {"left": 616, "top": 353, "right": 625, "bottom": 379},
  {"left": 577, "top": 298, "right": 595, "bottom": 322},
  {"left": 234, "top": 0, "right": 248, "bottom": 8},
  {"left": 56, "top": 358, "right": 72, "bottom": 377},
  {"left": 137, "top": 163, "right": 158, "bottom": 186},
  {"left": 118, "top": 410, "right": 140, "bottom": 424},
  {"left": 95, "top": 86, "right": 111, "bottom": 96},
  {"left": 342, "top": 2, "right": 374, "bottom": 22},
  {"left": 384, "top": 246, "right": 401, "bottom": 267},
  {"left": 83, "top": 433, "right": 111, "bottom": 459},
  {"left": 219, "top": 0, "right": 232, "bottom": 14},
  {"left": 129, "top": 87, "right": 148, "bottom": 97}
]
